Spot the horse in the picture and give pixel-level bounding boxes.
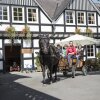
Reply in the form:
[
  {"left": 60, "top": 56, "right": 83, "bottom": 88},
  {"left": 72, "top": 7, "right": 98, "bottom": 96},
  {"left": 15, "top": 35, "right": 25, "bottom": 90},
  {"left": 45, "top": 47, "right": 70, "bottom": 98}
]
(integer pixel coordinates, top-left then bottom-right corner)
[{"left": 39, "top": 34, "right": 60, "bottom": 83}]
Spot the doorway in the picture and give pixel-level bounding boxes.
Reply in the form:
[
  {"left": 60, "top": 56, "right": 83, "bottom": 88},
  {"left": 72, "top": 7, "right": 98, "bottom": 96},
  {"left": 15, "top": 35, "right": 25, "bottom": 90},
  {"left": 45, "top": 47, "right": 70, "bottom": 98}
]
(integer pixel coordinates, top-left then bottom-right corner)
[{"left": 4, "top": 45, "right": 21, "bottom": 72}]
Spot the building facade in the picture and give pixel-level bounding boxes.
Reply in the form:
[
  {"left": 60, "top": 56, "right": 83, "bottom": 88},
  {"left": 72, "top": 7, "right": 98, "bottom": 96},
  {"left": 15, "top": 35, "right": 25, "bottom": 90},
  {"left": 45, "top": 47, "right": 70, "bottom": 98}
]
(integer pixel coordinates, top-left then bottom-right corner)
[{"left": 0, "top": 0, "right": 100, "bottom": 72}]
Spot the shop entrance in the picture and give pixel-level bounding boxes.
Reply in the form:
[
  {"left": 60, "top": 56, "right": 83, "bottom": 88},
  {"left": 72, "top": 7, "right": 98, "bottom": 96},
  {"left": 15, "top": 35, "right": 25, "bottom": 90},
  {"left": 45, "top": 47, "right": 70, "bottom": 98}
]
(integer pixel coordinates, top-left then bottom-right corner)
[{"left": 4, "top": 45, "right": 21, "bottom": 72}]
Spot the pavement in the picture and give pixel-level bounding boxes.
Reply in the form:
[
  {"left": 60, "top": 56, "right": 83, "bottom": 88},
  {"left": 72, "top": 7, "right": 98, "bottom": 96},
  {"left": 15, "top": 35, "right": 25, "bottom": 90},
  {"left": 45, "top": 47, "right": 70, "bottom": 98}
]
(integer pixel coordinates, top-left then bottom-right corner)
[{"left": 0, "top": 71, "right": 100, "bottom": 100}]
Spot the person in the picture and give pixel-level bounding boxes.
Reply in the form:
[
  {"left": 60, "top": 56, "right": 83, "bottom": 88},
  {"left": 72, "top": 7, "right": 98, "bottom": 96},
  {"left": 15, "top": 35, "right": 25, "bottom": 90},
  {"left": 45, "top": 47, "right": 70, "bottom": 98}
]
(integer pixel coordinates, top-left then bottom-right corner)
[
  {"left": 62, "top": 44, "right": 68, "bottom": 58},
  {"left": 66, "top": 41, "right": 76, "bottom": 67},
  {"left": 76, "top": 45, "right": 83, "bottom": 67},
  {"left": 56, "top": 44, "right": 62, "bottom": 56}
]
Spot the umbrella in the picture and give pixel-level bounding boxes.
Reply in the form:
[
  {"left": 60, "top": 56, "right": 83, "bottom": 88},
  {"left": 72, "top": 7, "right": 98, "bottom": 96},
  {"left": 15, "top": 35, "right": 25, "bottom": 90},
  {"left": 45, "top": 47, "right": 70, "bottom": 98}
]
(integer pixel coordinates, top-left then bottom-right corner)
[{"left": 55, "top": 34, "right": 98, "bottom": 46}]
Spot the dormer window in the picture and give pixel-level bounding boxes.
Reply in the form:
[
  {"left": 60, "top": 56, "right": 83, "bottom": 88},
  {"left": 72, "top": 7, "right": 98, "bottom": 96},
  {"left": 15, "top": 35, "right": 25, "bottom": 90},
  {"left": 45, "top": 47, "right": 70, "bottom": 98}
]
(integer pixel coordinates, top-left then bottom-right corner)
[
  {"left": 27, "top": 8, "right": 38, "bottom": 23},
  {"left": 0, "top": 5, "right": 9, "bottom": 22}
]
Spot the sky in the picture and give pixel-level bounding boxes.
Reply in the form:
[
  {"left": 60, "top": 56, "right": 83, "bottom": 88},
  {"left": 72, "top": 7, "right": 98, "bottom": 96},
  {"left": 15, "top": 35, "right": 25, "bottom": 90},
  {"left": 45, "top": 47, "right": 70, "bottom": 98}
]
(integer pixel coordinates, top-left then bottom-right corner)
[{"left": 93, "top": 0, "right": 100, "bottom": 3}]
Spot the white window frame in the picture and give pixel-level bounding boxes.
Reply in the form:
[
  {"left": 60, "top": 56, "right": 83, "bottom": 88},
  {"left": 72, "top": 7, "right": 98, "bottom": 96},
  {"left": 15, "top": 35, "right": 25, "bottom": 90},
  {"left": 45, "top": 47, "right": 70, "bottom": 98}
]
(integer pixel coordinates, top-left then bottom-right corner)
[
  {"left": 87, "top": 45, "right": 95, "bottom": 59},
  {"left": 65, "top": 10, "right": 75, "bottom": 25},
  {"left": 12, "top": 6, "right": 24, "bottom": 23},
  {"left": 0, "top": 5, "right": 9, "bottom": 22},
  {"left": 87, "top": 12, "right": 96, "bottom": 26},
  {"left": 77, "top": 11, "right": 86, "bottom": 25},
  {"left": 27, "top": 7, "right": 38, "bottom": 23}
]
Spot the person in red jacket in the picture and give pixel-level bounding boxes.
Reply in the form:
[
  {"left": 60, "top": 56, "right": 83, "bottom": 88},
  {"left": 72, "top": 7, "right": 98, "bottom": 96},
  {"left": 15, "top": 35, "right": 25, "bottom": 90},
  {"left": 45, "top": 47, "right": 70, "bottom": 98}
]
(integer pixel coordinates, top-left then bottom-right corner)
[{"left": 67, "top": 41, "right": 76, "bottom": 67}]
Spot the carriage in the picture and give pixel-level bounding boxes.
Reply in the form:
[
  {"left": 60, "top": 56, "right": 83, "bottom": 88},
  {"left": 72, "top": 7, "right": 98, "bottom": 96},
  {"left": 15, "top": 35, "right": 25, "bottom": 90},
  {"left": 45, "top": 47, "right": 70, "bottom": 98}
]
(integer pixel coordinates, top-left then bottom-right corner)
[
  {"left": 38, "top": 34, "right": 97, "bottom": 83},
  {"left": 58, "top": 55, "right": 87, "bottom": 78}
]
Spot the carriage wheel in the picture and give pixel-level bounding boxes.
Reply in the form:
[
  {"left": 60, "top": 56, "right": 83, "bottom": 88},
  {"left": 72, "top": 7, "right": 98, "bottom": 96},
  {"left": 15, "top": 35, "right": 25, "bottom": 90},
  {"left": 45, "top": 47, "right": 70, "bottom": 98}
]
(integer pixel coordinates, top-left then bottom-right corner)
[
  {"left": 72, "top": 65, "right": 76, "bottom": 78},
  {"left": 82, "top": 66, "right": 87, "bottom": 76},
  {"left": 63, "top": 70, "right": 68, "bottom": 76}
]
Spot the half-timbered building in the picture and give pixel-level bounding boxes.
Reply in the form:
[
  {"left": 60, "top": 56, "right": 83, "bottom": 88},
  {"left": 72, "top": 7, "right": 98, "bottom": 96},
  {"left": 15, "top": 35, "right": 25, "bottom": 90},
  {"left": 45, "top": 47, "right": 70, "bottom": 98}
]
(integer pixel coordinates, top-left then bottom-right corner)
[{"left": 0, "top": 0, "right": 100, "bottom": 72}]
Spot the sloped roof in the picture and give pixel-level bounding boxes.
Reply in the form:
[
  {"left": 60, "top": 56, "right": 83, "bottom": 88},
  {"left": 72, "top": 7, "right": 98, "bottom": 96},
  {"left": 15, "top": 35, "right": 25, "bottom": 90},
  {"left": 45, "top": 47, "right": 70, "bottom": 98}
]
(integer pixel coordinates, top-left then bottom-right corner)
[
  {"left": 94, "top": 3, "right": 100, "bottom": 10},
  {"left": 35, "top": 0, "right": 100, "bottom": 21},
  {"left": 35, "top": 0, "right": 70, "bottom": 21}
]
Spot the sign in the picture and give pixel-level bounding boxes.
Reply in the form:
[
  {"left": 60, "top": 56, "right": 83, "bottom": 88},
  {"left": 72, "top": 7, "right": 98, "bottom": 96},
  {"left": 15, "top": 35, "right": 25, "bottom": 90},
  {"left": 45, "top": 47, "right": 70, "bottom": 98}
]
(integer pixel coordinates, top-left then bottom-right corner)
[{"left": 21, "top": 49, "right": 33, "bottom": 54}]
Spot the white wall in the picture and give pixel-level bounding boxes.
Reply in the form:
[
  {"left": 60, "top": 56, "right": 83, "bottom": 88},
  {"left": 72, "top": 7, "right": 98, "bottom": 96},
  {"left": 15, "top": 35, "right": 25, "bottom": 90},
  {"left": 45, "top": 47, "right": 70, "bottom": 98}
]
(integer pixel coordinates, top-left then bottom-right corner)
[
  {"left": 0, "top": 39, "right": 2, "bottom": 48},
  {"left": 29, "top": 25, "right": 39, "bottom": 32},
  {"left": 41, "top": 26, "right": 52, "bottom": 32},
  {"left": 23, "top": 59, "right": 32, "bottom": 68},
  {"left": 56, "top": 14, "right": 64, "bottom": 24},
  {"left": 55, "top": 26, "right": 64, "bottom": 32},
  {"left": 66, "top": 27, "right": 75, "bottom": 32},
  {"left": 0, "top": 24, "right": 10, "bottom": 31},
  {"left": 40, "top": 11, "right": 51, "bottom": 24},
  {"left": 23, "top": 54, "right": 32, "bottom": 58},
  {"left": 23, "top": 39, "right": 31, "bottom": 47},
  {"left": 98, "top": 15, "right": 100, "bottom": 26}
]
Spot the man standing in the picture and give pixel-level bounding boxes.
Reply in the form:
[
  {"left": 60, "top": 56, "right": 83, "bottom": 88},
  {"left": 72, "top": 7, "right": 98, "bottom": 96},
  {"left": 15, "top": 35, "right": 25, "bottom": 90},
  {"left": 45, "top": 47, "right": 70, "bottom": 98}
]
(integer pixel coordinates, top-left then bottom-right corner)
[{"left": 67, "top": 41, "right": 76, "bottom": 67}]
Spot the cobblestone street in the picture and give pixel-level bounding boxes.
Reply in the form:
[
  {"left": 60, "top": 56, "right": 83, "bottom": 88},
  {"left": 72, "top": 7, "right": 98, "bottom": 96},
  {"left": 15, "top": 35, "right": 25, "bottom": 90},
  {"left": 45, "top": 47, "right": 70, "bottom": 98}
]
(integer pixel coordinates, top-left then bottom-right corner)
[{"left": 0, "top": 71, "right": 100, "bottom": 100}]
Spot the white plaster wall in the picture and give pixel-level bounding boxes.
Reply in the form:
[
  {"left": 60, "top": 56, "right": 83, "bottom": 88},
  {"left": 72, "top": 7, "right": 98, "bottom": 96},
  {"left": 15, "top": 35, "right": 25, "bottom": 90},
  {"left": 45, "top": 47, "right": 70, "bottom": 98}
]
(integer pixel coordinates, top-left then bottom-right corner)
[
  {"left": 66, "top": 27, "right": 75, "bottom": 32},
  {"left": 14, "top": 39, "right": 21, "bottom": 43},
  {"left": 41, "top": 26, "right": 52, "bottom": 32},
  {"left": 55, "top": 26, "right": 64, "bottom": 32},
  {"left": 98, "top": 28, "right": 100, "bottom": 33},
  {"left": 0, "top": 50, "right": 3, "bottom": 59},
  {"left": 23, "top": 40, "right": 31, "bottom": 47},
  {"left": 56, "top": 14, "right": 64, "bottom": 24},
  {"left": 55, "top": 39, "right": 61, "bottom": 44},
  {"left": 29, "top": 25, "right": 39, "bottom": 32},
  {"left": 89, "top": 27, "right": 97, "bottom": 33},
  {"left": 23, "top": 54, "right": 32, "bottom": 58},
  {"left": 50, "top": 39, "right": 54, "bottom": 43},
  {"left": 0, "top": 39, "right": 2, "bottom": 48},
  {"left": 33, "top": 39, "right": 39, "bottom": 47},
  {"left": 13, "top": 25, "right": 39, "bottom": 32},
  {"left": 0, "top": 24, "right": 10, "bottom": 31},
  {"left": 40, "top": 11, "right": 51, "bottom": 24},
  {"left": 0, "top": 61, "right": 3, "bottom": 70},
  {"left": 98, "top": 15, "right": 100, "bottom": 26},
  {"left": 13, "top": 25, "right": 24, "bottom": 31},
  {"left": 4, "top": 39, "right": 11, "bottom": 44},
  {"left": 24, "top": 59, "right": 32, "bottom": 68}
]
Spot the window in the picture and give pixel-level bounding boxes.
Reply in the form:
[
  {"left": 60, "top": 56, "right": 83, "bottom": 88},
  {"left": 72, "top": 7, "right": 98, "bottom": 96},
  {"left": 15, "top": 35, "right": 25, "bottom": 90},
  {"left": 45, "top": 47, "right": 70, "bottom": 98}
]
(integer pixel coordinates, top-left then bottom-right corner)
[
  {"left": 87, "top": 45, "right": 95, "bottom": 58},
  {"left": 12, "top": 7, "right": 24, "bottom": 22},
  {"left": 65, "top": 11, "right": 74, "bottom": 24},
  {"left": 88, "top": 13, "right": 95, "bottom": 24},
  {"left": 27, "top": 8, "right": 37, "bottom": 23},
  {"left": 77, "top": 12, "right": 85, "bottom": 24},
  {"left": 0, "top": 6, "right": 9, "bottom": 21}
]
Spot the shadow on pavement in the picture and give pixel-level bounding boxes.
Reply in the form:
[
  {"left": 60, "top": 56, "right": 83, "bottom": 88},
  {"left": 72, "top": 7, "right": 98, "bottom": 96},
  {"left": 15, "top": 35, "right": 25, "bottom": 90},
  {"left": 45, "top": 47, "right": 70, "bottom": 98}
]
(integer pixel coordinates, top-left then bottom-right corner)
[
  {"left": 88, "top": 71, "right": 100, "bottom": 75},
  {"left": 0, "top": 73, "right": 60, "bottom": 100}
]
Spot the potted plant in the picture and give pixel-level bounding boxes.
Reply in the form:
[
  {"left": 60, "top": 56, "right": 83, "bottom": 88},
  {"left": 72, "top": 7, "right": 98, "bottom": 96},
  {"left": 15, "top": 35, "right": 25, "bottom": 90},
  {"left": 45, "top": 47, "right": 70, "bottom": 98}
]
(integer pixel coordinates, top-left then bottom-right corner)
[
  {"left": 35, "top": 53, "right": 42, "bottom": 72},
  {"left": 21, "top": 25, "right": 31, "bottom": 39},
  {"left": 5, "top": 26, "right": 16, "bottom": 39},
  {"left": 75, "top": 27, "right": 81, "bottom": 34},
  {"left": 85, "top": 28, "right": 92, "bottom": 37},
  {"left": 96, "top": 51, "right": 100, "bottom": 70}
]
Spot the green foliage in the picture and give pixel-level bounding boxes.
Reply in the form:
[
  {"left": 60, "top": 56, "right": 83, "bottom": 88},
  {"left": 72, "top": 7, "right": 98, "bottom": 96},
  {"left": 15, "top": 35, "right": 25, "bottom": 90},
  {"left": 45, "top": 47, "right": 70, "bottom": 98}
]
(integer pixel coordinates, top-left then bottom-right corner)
[
  {"left": 22, "top": 25, "right": 31, "bottom": 39},
  {"left": 75, "top": 28, "right": 81, "bottom": 34},
  {"left": 6, "top": 26, "right": 16, "bottom": 39},
  {"left": 35, "top": 55, "right": 41, "bottom": 67},
  {"left": 96, "top": 51, "right": 100, "bottom": 68},
  {"left": 96, "top": 51, "right": 100, "bottom": 59}
]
